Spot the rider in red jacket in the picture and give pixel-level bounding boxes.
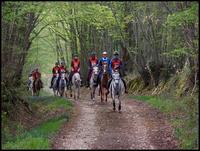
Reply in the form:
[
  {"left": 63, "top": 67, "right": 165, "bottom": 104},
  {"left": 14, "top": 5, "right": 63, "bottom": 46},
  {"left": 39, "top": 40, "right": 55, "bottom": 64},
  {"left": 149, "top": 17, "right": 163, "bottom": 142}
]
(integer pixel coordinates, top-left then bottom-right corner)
[
  {"left": 68, "top": 54, "right": 80, "bottom": 85},
  {"left": 32, "top": 68, "right": 43, "bottom": 88},
  {"left": 86, "top": 52, "right": 98, "bottom": 87},
  {"left": 49, "top": 62, "right": 60, "bottom": 88},
  {"left": 58, "top": 61, "right": 68, "bottom": 85},
  {"left": 107, "top": 51, "right": 128, "bottom": 94}
]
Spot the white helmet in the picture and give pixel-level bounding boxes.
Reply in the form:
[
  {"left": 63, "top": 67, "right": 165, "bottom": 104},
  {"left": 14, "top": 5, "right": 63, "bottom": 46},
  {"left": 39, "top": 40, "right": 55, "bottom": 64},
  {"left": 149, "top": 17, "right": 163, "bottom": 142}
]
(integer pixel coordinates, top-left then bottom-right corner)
[{"left": 102, "top": 51, "right": 107, "bottom": 55}]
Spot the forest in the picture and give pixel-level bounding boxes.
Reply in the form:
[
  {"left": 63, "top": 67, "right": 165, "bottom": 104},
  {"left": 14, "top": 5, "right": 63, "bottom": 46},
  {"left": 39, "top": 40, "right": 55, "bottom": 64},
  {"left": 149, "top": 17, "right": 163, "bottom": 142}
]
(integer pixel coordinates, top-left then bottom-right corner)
[{"left": 1, "top": 1, "right": 199, "bottom": 149}]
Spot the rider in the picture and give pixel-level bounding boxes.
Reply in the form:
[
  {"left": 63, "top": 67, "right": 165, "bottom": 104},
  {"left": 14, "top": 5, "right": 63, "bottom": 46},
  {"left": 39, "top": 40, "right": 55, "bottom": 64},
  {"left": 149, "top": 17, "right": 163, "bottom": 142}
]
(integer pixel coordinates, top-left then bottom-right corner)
[
  {"left": 32, "top": 68, "right": 43, "bottom": 88},
  {"left": 97, "top": 51, "right": 111, "bottom": 85},
  {"left": 107, "top": 51, "right": 128, "bottom": 93},
  {"left": 68, "top": 54, "right": 80, "bottom": 85},
  {"left": 58, "top": 61, "right": 68, "bottom": 85},
  {"left": 49, "top": 61, "right": 60, "bottom": 88},
  {"left": 86, "top": 51, "right": 99, "bottom": 87}
]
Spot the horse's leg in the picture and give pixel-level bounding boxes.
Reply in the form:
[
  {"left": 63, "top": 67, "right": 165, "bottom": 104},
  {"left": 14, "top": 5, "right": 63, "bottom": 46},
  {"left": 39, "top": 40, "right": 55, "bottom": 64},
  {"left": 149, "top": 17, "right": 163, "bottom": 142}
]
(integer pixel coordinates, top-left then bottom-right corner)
[
  {"left": 98, "top": 85, "right": 101, "bottom": 96},
  {"left": 65, "top": 89, "right": 67, "bottom": 98},
  {"left": 78, "top": 86, "right": 80, "bottom": 99},
  {"left": 113, "top": 98, "right": 116, "bottom": 111},
  {"left": 73, "top": 87, "right": 75, "bottom": 100},
  {"left": 91, "top": 87, "right": 93, "bottom": 100},
  {"left": 106, "top": 88, "right": 108, "bottom": 102},
  {"left": 93, "top": 87, "right": 96, "bottom": 100},
  {"left": 104, "top": 88, "right": 106, "bottom": 102},
  {"left": 100, "top": 86, "right": 103, "bottom": 102},
  {"left": 70, "top": 85, "right": 72, "bottom": 97},
  {"left": 118, "top": 95, "right": 121, "bottom": 112}
]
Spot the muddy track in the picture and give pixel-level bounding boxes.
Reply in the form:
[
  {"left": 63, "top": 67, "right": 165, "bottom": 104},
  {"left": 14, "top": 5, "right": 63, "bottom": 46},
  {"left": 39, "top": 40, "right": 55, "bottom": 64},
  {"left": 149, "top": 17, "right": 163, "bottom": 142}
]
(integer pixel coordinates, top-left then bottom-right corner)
[{"left": 52, "top": 88, "right": 178, "bottom": 149}]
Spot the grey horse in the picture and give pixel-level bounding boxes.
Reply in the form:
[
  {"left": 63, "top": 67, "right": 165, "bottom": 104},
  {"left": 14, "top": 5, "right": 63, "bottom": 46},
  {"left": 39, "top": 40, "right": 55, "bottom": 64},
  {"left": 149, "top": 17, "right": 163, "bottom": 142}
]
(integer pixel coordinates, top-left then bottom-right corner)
[
  {"left": 90, "top": 65, "right": 99, "bottom": 101},
  {"left": 59, "top": 71, "right": 67, "bottom": 97},
  {"left": 71, "top": 72, "right": 81, "bottom": 100},
  {"left": 52, "top": 71, "right": 59, "bottom": 96},
  {"left": 109, "top": 69, "right": 125, "bottom": 112}
]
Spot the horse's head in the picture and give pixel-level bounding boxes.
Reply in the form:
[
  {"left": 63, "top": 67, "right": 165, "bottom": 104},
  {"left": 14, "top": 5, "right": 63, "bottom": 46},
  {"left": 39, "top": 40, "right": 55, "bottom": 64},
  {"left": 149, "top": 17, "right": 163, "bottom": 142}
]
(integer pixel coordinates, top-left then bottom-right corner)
[
  {"left": 61, "top": 71, "right": 66, "bottom": 79},
  {"left": 93, "top": 66, "right": 99, "bottom": 75},
  {"left": 112, "top": 70, "right": 120, "bottom": 85},
  {"left": 102, "top": 62, "right": 108, "bottom": 74},
  {"left": 56, "top": 70, "right": 59, "bottom": 78},
  {"left": 73, "top": 73, "right": 81, "bottom": 84},
  {"left": 92, "top": 66, "right": 99, "bottom": 81}
]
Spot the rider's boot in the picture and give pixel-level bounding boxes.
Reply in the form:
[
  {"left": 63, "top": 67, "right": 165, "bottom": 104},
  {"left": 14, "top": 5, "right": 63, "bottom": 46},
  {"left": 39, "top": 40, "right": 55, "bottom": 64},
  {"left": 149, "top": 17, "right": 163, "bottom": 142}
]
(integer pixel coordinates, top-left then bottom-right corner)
[
  {"left": 86, "top": 81, "right": 90, "bottom": 87},
  {"left": 49, "top": 77, "right": 54, "bottom": 88}
]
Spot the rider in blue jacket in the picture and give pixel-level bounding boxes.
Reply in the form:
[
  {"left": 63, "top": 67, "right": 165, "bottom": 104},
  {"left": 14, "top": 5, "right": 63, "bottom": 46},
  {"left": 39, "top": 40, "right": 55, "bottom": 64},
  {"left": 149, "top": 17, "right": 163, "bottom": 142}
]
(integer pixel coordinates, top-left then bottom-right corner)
[{"left": 97, "top": 51, "right": 111, "bottom": 84}]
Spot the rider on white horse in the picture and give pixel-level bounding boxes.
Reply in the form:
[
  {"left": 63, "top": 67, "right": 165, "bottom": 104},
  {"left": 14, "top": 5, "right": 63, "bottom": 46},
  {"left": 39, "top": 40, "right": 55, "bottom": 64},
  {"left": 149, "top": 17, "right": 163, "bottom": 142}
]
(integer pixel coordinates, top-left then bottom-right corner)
[
  {"left": 68, "top": 54, "right": 81, "bottom": 85},
  {"left": 86, "top": 51, "right": 99, "bottom": 87},
  {"left": 49, "top": 61, "right": 60, "bottom": 89},
  {"left": 107, "top": 51, "right": 128, "bottom": 94},
  {"left": 58, "top": 61, "right": 68, "bottom": 85}
]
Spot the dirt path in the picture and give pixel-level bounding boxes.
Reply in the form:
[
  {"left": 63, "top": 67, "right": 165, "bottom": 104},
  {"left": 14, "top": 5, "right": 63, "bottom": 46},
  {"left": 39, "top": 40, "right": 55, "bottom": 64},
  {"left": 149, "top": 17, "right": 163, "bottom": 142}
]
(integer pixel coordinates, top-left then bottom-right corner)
[{"left": 52, "top": 88, "right": 178, "bottom": 149}]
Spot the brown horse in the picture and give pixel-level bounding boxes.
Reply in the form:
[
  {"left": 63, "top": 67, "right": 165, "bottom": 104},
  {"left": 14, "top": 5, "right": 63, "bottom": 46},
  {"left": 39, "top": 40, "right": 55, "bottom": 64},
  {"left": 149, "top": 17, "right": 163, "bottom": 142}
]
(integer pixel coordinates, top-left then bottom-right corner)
[
  {"left": 33, "top": 78, "right": 43, "bottom": 96},
  {"left": 100, "top": 62, "right": 109, "bottom": 102}
]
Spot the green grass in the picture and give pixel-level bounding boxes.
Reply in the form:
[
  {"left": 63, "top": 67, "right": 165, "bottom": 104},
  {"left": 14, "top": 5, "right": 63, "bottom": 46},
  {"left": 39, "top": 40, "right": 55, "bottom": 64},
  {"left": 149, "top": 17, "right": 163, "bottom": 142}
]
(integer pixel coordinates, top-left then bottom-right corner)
[
  {"left": 3, "top": 135, "right": 49, "bottom": 149},
  {"left": 27, "top": 95, "right": 73, "bottom": 113},
  {"left": 130, "top": 95, "right": 181, "bottom": 113},
  {"left": 130, "top": 95, "right": 198, "bottom": 149},
  {"left": 45, "top": 98, "right": 72, "bottom": 111},
  {"left": 2, "top": 95, "right": 73, "bottom": 149},
  {"left": 2, "top": 115, "right": 68, "bottom": 149}
]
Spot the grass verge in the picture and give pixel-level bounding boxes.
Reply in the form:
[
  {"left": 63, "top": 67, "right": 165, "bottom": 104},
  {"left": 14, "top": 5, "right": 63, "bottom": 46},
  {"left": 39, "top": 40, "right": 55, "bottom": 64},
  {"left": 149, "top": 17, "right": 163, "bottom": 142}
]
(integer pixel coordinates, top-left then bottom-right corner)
[{"left": 2, "top": 95, "right": 73, "bottom": 149}]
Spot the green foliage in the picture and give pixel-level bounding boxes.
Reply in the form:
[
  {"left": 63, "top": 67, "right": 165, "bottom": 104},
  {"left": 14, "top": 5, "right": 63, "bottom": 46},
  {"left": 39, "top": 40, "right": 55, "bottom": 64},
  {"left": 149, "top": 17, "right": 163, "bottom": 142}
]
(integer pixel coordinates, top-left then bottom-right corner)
[
  {"left": 163, "top": 47, "right": 190, "bottom": 58},
  {"left": 130, "top": 95, "right": 180, "bottom": 113},
  {"left": 166, "top": 3, "right": 198, "bottom": 27},
  {"left": 2, "top": 2, "right": 44, "bottom": 26},
  {"left": 45, "top": 98, "right": 72, "bottom": 111},
  {"left": 3, "top": 136, "right": 49, "bottom": 149},
  {"left": 2, "top": 115, "right": 67, "bottom": 149},
  {"left": 2, "top": 94, "right": 72, "bottom": 149}
]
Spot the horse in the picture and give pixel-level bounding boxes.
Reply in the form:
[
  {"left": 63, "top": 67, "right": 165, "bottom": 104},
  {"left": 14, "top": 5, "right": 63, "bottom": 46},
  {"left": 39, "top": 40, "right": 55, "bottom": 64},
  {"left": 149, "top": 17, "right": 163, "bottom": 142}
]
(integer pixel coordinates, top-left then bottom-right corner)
[
  {"left": 109, "top": 69, "right": 125, "bottom": 112},
  {"left": 89, "top": 65, "right": 99, "bottom": 101},
  {"left": 52, "top": 71, "right": 59, "bottom": 96},
  {"left": 28, "top": 76, "right": 34, "bottom": 96},
  {"left": 33, "top": 78, "right": 43, "bottom": 96},
  {"left": 71, "top": 72, "right": 81, "bottom": 100},
  {"left": 58, "top": 71, "right": 67, "bottom": 97},
  {"left": 99, "top": 62, "right": 109, "bottom": 102}
]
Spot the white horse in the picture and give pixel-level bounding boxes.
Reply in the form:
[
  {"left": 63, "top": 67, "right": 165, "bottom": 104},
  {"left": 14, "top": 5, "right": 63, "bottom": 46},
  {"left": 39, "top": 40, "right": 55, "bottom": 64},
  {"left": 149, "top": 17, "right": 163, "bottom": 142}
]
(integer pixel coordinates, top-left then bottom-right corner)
[
  {"left": 52, "top": 71, "right": 59, "bottom": 96},
  {"left": 90, "top": 66, "right": 99, "bottom": 101},
  {"left": 71, "top": 72, "right": 81, "bottom": 100},
  {"left": 28, "top": 76, "right": 34, "bottom": 96},
  {"left": 109, "top": 69, "right": 125, "bottom": 112},
  {"left": 59, "top": 71, "right": 66, "bottom": 97}
]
